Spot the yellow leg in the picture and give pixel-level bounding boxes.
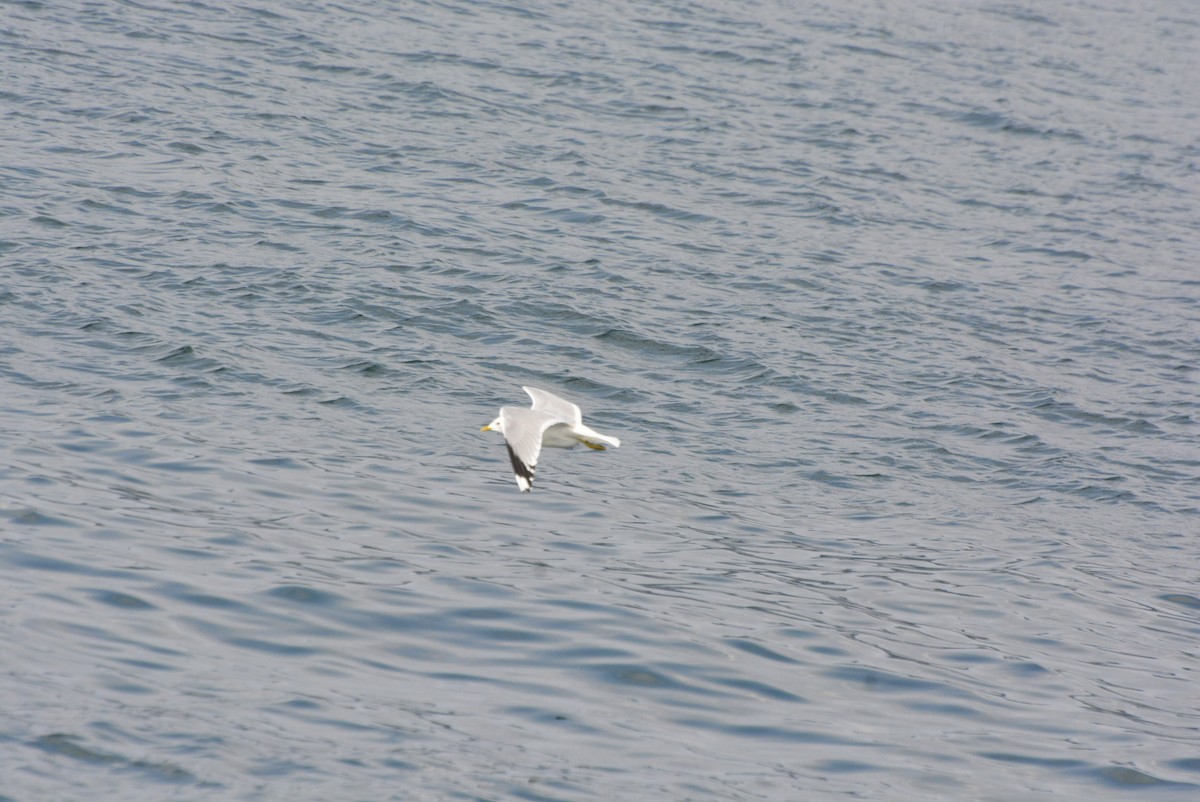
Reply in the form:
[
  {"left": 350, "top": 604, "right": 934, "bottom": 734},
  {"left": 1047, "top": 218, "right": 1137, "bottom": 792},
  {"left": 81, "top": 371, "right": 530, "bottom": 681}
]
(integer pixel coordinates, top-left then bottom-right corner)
[{"left": 582, "top": 441, "right": 606, "bottom": 451}]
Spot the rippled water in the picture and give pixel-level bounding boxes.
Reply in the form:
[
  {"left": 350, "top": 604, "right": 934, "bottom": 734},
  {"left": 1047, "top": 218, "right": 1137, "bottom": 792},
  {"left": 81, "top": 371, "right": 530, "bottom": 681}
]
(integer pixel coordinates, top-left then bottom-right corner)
[{"left": 3, "top": 0, "right": 1199, "bottom": 799}]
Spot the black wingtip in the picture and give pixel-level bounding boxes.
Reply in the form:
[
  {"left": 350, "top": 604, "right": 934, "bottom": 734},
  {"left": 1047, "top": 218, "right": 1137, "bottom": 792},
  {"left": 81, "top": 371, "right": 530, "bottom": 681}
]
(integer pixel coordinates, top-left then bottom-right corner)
[{"left": 506, "top": 442, "right": 535, "bottom": 491}]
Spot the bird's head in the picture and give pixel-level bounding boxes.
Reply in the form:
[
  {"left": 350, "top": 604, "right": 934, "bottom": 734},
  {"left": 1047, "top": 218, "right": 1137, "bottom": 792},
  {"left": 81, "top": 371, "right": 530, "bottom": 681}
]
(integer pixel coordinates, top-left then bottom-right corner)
[{"left": 481, "top": 416, "right": 503, "bottom": 434}]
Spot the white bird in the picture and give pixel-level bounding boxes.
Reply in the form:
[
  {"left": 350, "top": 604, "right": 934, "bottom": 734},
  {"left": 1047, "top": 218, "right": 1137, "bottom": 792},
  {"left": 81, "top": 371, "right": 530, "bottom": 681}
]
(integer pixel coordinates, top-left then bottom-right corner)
[{"left": 481, "top": 386, "right": 620, "bottom": 492}]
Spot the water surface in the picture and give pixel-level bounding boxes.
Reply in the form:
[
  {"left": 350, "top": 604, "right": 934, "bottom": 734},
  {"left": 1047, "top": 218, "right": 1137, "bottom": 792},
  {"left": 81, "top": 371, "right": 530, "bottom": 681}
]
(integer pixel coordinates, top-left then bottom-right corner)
[{"left": 2, "top": 0, "right": 1198, "bottom": 799}]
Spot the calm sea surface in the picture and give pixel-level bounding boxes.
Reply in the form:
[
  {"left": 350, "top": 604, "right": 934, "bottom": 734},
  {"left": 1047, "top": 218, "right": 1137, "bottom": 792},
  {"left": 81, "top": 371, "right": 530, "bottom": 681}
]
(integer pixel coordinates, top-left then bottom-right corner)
[{"left": 2, "top": 0, "right": 1198, "bottom": 799}]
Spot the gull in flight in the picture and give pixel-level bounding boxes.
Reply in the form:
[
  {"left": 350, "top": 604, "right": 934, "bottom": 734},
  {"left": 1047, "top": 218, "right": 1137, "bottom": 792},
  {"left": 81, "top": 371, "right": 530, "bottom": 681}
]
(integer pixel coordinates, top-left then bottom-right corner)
[{"left": 482, "top": 386, "right": 620, "bottom": 492}]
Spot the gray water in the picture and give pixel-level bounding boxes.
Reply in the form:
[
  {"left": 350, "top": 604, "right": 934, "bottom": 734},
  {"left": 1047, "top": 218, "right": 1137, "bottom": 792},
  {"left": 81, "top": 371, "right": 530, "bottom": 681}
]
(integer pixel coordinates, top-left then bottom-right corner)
[{"left": 2, "top": 0, "right": 1198, "bottom": 799}]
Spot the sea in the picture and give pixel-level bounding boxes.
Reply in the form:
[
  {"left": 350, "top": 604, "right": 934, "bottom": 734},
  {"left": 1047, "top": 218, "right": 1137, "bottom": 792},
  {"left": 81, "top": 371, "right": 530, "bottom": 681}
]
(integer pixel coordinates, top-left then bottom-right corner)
[{"left": 2, "top": 0, "right": 1198, "bottom": 799}]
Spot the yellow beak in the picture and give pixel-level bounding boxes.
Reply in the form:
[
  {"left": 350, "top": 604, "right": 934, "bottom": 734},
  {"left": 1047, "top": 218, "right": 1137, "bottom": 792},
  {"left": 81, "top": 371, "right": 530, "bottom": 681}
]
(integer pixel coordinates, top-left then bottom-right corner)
[{"left": 480, "top": 424, "right": 492, "bottom": 431}]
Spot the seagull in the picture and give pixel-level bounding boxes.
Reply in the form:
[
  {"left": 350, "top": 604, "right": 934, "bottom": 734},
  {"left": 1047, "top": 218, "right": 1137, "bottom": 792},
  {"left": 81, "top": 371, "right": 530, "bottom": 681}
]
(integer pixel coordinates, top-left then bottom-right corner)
[{"left": 481, "top": 386, "right": 620, "bottom": 492}]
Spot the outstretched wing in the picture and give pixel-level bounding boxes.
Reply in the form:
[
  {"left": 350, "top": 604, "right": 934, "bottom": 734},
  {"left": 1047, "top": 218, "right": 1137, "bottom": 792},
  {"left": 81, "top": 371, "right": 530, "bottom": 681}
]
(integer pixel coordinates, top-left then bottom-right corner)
[
  {"left": 523, "top": 386, "right": 582, "bottom": 427},
  {"left": 500, "top": 406, "right": 559, "bottom": 492}
]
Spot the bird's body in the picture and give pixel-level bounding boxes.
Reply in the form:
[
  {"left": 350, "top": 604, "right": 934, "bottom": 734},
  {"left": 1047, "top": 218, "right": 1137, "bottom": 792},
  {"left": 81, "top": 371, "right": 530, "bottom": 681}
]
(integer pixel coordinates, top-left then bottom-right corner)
[{"left": 482, "top": 386, "right": 620, "bottom": 491}]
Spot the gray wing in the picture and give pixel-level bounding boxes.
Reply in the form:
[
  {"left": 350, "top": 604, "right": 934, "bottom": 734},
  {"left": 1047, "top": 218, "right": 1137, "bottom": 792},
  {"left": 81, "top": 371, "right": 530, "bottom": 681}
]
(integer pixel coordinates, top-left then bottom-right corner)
[
  {"left": 500, "top": 406, "right": 559, "bottom": 491},
  {"left": 523, "top": 386, "right": 582, "bottom": 427}
]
